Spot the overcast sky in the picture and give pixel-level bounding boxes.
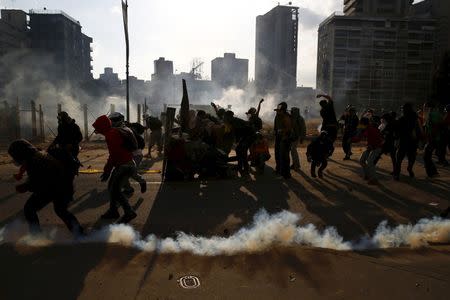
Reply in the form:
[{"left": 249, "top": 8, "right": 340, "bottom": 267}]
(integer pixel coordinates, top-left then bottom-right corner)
[{"left": 2, "top": 0, "right": 423, "bottom": 88}]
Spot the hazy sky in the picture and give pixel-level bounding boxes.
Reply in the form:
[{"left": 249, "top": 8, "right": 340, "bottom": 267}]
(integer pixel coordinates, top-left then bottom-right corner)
[{"left": 2, "top": 0, "right": 423, "bottom": 88}]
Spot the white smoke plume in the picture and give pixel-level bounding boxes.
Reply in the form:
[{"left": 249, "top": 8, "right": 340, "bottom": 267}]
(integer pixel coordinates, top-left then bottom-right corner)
[{"left": 1, "top": 210, "right": 449, "bottom": 255}]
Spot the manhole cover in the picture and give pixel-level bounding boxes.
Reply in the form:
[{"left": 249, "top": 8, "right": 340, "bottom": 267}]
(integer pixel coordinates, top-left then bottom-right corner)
[{"left": 178, "top": 275, "right": 201, "bottom": 289}]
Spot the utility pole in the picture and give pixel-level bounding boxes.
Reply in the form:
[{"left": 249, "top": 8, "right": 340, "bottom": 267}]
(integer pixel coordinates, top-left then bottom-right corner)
[
  {"left": 122, "top": 0, "right": 130, "bottom": 121},
  {"left": 31, "top": 100, "right": 37, "bottom": 139},
  {"left": 137, "top": 104, "right": 141, "bottom": 124},
  {"left": 38, "top": 104, "right": 44, "bottom": 142}
]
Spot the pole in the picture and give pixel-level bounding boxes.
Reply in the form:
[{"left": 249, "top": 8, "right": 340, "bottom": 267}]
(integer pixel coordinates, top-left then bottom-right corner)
[
  {"left": 57, "top": 103, "right": 62, "bottom": 114},
  {"left": 137, "top": 104, "right": 141, "bottom": 124},
  {"left": 110, "top": 104, "right": 116, "bottom": 114},
  {"left": 38, "top": 104, "right": 44, "bottom": 142},
  {"left": 83, "top": 104, "right": 89, "bottom": 141},
  {"left": 122, "top": 0, "right": 130, "bottom": 121},
  {"left": 15, "top": 97, "right": 21, "bottom": 139},
  {"left": 31, "top": 100, "right": 37, "bottom": 139}
]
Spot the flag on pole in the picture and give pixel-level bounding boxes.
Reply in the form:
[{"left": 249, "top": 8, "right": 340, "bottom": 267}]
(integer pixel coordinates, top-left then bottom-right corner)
[{"left": 121, "top": 0, "right": 129, "bottom": 61}]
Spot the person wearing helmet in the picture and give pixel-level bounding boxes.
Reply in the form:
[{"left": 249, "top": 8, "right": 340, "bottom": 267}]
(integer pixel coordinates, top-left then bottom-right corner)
[
  {"left": 274, "top": 102, "right": 293, "bottom": 179},
  {"left": 306, "top": 131, "right": 334, "bottom": 178}
]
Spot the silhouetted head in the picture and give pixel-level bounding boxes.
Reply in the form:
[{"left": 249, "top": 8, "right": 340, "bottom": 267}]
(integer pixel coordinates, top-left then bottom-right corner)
[
  {"left": 274, "top": 102, "right": 288, "bottom": 114},
  {"left": 291, "top": 107, "right": 300, "bottom": 117},
  {"left": 8, "top": 139, "right": 38, "bottom": 166},
  {"left": 196, "top": 110, "right": 207, "bottom": 119},
  {"left": 402, "top": 103, "right": 414, "bottom": 115},
  {"left": 57, "top": 111, "right": 72, "bottom": 125},
  {"left": 246, "top": 107, "right": 257, "bottom": 116},
  {"left": 92, "top": 115, "right": 112, "bottom": 135},
  {"left": 224, "top": 110, "right": 235, "bottom": 123},
  {"left": 319, "top": 100, "right": 327, "bottom": 108},
  {"left": 217, "top": 108, "right": 226, "bottom": 119}
]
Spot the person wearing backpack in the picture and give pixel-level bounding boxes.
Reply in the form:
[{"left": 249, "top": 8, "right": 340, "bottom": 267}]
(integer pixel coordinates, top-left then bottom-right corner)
[
  {"left": 92, "top": 115, "right": 137, "bottom": 223},
  {"left": 108, "top": 113, "right": 146, "bottom": 195}
]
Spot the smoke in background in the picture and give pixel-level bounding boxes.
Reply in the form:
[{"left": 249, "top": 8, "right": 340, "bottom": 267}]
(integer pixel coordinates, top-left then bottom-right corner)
[{"left": 1, "top": 210, "right": 449, "bottom": 255}]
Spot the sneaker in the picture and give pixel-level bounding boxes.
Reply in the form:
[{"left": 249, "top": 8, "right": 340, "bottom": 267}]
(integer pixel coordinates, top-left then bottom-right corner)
[
  {"left": 318, "top": 170, "right": 324, "bottom": 178},
  {"left": 140, "top": 181, "right": 147, "bottom": 193},
  {"left": 118, "top": 210, "right": 137, "bottom": 224},
  {"left": 101, "top": 209, "right": 120, "bottom": 220}
]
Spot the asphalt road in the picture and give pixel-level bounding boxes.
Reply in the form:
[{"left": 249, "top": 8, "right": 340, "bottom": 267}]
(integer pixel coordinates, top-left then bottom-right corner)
[{"left": 0, "top": 145, "right": 449, "bottom": 299}]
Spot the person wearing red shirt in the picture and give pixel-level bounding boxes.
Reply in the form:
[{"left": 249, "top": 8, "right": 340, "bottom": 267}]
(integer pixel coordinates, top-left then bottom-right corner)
[
  {"left": 353, "top": 117, "right": 384, "bottom": 185},
  {"left": 92, "top": 115, "right": 137, "bottom": 223}
]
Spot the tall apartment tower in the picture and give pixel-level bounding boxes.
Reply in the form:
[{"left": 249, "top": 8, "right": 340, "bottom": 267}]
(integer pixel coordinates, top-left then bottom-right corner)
[
  {"left": 151, "top": 57, "right": 174, "bottom": 81},
  {"left": 344, "top": 0, "right": 413, "bottom": 17},
  {"left": 317, "top": 1, "right": 436, "bottom": 111},
  {"left": 255, "top": 5, "right": 299, "bottom": 95},
  {"left": 28, "top": 9, "right": 93, "bottom": 82}
]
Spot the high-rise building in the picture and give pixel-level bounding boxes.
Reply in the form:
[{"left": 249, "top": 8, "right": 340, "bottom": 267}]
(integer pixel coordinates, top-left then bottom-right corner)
[
  {"left": 0, "top": 9, "right": 29, "bottom": 57},
  {"left": 317, "top": 2, "right": 436, "bottom": 111},
  {"left": 211, "top": 53, "right": 248, "bottom": 89},
  {"left": 255, "top": 5, "right": 299, "bottom": 95},
  {"left": 99, "top": 67, "right": 120, "bottom": 87},
  {"left": 152, "top": 57, "right": 174, "bottom": 81},
  {"left": 344, "top": 0, "right": 413, "bottom": 17},
  {"left": 28, "top": 9, "right": 93, "bottom": 82}
]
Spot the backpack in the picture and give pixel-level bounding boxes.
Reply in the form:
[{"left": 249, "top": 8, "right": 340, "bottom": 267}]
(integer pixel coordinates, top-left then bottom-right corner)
[{"left": 116, "top": 127, "right": 138, "bottom": 152}]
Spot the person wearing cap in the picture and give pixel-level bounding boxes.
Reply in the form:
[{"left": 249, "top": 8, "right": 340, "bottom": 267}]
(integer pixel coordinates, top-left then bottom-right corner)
[
  {"left": 289, "top": 107, "right": 306, "bottom": 171},
  {"left": 317, "top": 94, "right": 338, "bottom": 143},
  {"left": 340, "top": 106, "right": 359, "bottom": 160},
  {"left": 274, "top": 102, "right": 293, "bottom": 179},
  {"left": 47, "top": 111, "right": 83, "bottom": 177}
]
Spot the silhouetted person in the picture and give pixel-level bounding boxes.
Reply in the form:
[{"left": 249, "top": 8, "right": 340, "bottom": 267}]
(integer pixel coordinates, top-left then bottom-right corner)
[
  {"left": 144, "top": 114, "right": 163, "bottom": 157},
  {"left": 317, "top": 94, "right": 338, "bottom": 143},
  {"left": 47, "top": 111, "right": 83, "bottom": 177},
  {"left": 340, "top": 106, "right": 359, "bottom": 160},
  {"left": 246, "top": 99, "right": 264, "bottom": 132},
  {"left": 224, "top": 111, "right": 256, "bottom": 178},
  {"left": 379, "top": 113, "right": 397, "bottom": 173},
  {"left": 8, "top": 139, "right": 84, "bottom": 237},
  {"left": 93, "top": 115, "right": 137, "bottom": 224},
  {"left": 274, "top": 102, "right": 293, "bottom": 179},
  {"left": 290, "top": 107, "right": 306, "bottom": 170},
  {"left": 393, "top": 103, "right": 422, "bottom": 180},
  {"left": 307, "top": 131, "right": 334, "bottom": 178},
  {"left": 423, "top": 102, "right": 441, "bottom": 178}
]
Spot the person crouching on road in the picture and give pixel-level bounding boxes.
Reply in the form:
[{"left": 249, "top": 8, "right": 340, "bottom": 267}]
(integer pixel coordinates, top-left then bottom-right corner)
[
  {"left": 8, "top": 139, "right": 84, "bottom": 237},
  {"left": 353, "top": 117, "right": 384, "bottom": 185},
  {"left": 306, "top": 131, "right": 334, "bottom": 178},
  {"left": 92, "top": 115, "right": 137, "bottom": 224}
]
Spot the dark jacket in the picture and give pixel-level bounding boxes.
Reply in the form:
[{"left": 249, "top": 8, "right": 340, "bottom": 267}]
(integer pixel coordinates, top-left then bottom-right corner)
[
  {"left": 54, "top": 120, "right": 83, "bottom": 148},
  {"left": 307, "top": 135, "right": 334, "bottom": 161},
  {"left": 248, "top": 115, "right": 263, "bottom": 132},
  {"left": 274, "top": 112, "right": 293, "bottom": 140},
  {"left": 341, "top": 114, "right": 359, "bottom": 135},
  {"left": 396, "top": 112, "right": 421, "bottom": 145},
  {"left": 291, "top": 112, "right": 306, "bottom": 141}
]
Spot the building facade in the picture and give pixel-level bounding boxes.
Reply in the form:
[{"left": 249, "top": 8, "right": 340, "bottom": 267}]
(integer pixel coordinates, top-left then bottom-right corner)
[
  {"left": 344, "top": 0, "right": 413, "bottom": 17},
  {"left": 211, "top": 53, "right": 248, "bottom": 89},
  {"left": 317, "top": 3, "right": 436, "bottom": 111},
  {"left": 152, "top": 57, "right": 174, "bottom": 81},
  {"left": 99, "top": 67, "right": 120, "bottom": 87},
  {"left": 255, "top": 5, "right": 299, "bottom": 96},
  {"left": 28, "top": 9, "right": 93, "bottom": 83},
  {"left": 0, "top": 9, "right": 29, "bottom": 57}
]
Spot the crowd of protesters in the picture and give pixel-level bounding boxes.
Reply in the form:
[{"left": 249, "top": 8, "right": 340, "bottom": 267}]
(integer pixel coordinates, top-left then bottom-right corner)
[{"left": 7, "top": 94, "right": 450, "bottom": 237}]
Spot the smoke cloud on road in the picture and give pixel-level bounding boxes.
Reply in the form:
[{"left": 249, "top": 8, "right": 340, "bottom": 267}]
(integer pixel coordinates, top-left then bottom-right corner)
[{"left": 1, "top": 210, "right": 449, "bottom": 255}]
